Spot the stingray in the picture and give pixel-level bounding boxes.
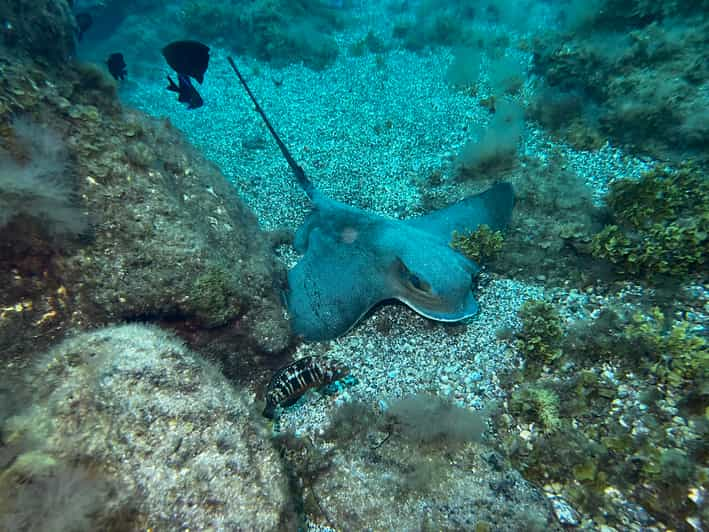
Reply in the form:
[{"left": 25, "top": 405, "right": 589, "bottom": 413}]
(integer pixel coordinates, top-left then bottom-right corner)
[{"left": 227, "top": 57, "right": 515, "bottom": 341}]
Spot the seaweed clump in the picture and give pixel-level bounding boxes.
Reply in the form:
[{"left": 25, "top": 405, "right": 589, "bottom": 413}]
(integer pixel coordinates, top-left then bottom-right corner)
[
  {"left": 624, "top": 307, "right": 708, "bottom": 394},
  {"left": 514, "top": 299, "right": 564, "bottom": 368},
  {"left": 509, "top": 384, "right": 561, "bottom": 434},
  {"left": 591, "top": 164, "right": 709, "bottom": 279},
  {"left": 496, "top": 300, "right": 709, "bottom": 529},
  {"left": 451, "top": 224, "right": 504, "bottom": 263}
]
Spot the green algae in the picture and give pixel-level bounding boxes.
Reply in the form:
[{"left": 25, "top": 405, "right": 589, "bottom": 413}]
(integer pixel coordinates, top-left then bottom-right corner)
[
  {"left": 510, "top": 384, "right": 561, "bottom": 434},
  {"left": 451, "top": 224, "right": 504, "bottom": 263},
  {"left": 514, "top": 299, "right": 564, "bottom": 367},
  {"left": 592, "top": 164, "right": 709, "bottom": 279},
  {"left": 498, "top": 298, "right": 709, "bottom": 528},
  {"left": 625, "top": 307, "right": 708, "bottom": 389}
]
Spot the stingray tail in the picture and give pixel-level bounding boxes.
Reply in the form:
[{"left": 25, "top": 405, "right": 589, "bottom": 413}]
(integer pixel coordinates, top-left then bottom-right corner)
[{"left": 227, "top": 56, "right": 315, "bottom": 199}]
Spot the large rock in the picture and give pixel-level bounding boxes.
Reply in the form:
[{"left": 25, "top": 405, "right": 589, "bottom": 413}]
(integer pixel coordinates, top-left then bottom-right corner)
[
  {"left": 0, "top": 0, "right": 77, "bottom": 62},
  {"left": 0, "top": 6, "right": 291, "bottom": 369},
  {"left": 276, "top": 401, "right": 562, "bottom": 531},
  {"left": 1, "top": 325, "right": 293, "bottom": 530}
]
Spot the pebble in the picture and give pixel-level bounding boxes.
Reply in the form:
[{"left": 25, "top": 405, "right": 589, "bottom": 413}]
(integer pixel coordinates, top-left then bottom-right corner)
[{"left": 546, "top": 493, "right": 581, "bottom": 527}]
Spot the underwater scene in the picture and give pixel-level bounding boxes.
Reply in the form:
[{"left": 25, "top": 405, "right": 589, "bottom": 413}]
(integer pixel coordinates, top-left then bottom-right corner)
[{"left": 0, "top": 0, "right": 707, "bottom": 530}]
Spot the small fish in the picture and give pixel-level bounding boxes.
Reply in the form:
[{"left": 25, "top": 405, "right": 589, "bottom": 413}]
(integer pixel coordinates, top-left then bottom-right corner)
[
  {"left": 75, "top": 12, "right": 92, "bottom": 41},
  {"left": 162, "top": 40, "right": 210, "bottom": 109},
  {"left": 162, "top": 40, "right": 210, "bottom": 84},
  {"left": 106, "top": 53, "right": 127, "bottom": 80},
  {"left": 263, "top": 356, "right": 349, "bottom": 419},
  {"left": 167, "top": 74, "right": 203, "bottom": 109}
]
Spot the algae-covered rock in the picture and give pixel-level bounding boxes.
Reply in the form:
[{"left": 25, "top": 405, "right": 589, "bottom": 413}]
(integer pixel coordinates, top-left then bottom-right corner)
[
  {"left": 0, "top": 0, "right": 77, "bottom": 62},
  {"left": 0, "top": 8, "right": 291, "bottom": 367},
  {"left": 276, "top": 399, "right": 560, "bottom": 531},
  {"left": 533, "top": 4, "right": 709, "bottom": 161},
  {"left": 3, "top": 324, "right": 291, "bottom": 530}
]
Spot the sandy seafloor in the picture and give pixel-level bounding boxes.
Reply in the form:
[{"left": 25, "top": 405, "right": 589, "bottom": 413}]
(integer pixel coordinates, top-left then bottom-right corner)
[{"left": 116, "top": 4, "right": 655, "bottom": 444}]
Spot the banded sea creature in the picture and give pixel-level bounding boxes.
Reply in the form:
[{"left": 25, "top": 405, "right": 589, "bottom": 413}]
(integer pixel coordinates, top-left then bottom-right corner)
[{"left": 263, "top": 356, "right": 349, "bottom": 419}]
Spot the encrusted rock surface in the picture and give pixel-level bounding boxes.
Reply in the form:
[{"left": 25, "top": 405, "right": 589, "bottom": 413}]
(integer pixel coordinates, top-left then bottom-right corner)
[{"left": 3, "top": 324, "right": 293, "bottom": 530}]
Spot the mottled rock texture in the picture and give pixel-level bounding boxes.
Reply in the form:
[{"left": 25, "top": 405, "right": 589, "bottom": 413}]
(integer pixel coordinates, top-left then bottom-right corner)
[
  {"left": 0, "top": 0, "right": 291, "bottom": 373},
  {"left": 1, "top": 325, "right": 294, "bottom": 530},
  {"left": 0, "top": 0, "right": 78, "bottom": 62}
]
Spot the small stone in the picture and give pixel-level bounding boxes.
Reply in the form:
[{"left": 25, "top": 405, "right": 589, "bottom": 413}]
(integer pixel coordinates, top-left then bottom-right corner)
[{"left": 546, "top": 493, "right": 581, "bottom": 527}]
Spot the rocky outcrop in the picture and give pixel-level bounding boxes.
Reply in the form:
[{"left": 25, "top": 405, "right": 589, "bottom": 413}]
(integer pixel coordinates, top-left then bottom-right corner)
[
  {"left": 1, "top": 325, "right": 294, "bottom": 530},
  {"left": 0, "top": 0, "right": 291, "bottom": 371}
]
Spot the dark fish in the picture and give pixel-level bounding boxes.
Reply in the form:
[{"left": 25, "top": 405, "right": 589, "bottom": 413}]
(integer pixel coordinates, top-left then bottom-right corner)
[
  {"left": 106, "top": 53, "right": 127, "bottom": 80},
  {"left": 263, "top": 356, "right": 349, "bottom": 419},
  {"left": 166, "top": 74, "right": 203, "bottom": 109},
  {"left": 75, "top": 13, "right": 92, "bottom": 41},
  {"left": 162, "top": 40, "right": 210, "bottom": 84}
]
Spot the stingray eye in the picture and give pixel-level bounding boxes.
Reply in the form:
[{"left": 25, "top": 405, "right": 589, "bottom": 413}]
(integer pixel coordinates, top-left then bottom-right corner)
[{"left": 408, "top": 273, "right": 431, "bottom": 293}]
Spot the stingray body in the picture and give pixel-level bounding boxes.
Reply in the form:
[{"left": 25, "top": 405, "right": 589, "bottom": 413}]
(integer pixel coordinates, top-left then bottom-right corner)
[{"left": 227, "top": 58, "right": 515, "bottom": 341}]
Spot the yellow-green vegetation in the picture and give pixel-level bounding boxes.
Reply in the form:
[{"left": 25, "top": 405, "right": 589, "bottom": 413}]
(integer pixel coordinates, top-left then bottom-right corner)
[
  {"left": 509, "top": 384, "right": 561, "bottom": 433},
  {"left": 514, "top": 299, "right": 563, "bottom": 366},
  {"left": 592, "top": 164, "right": 709, "bottom": 278},
  {"left": 499, "top": 302, "right": 709, "bottom": 529},
  {"left": 451, "top": 224, "right": 504, "bottom": 262},
  {"left": 625, "top": 307, "right": 708, "bottom": 390}
]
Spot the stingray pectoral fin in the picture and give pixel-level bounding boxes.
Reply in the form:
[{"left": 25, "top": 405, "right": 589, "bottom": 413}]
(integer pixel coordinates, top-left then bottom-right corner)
[
  {"left": 407, "top": 181, "right": 515, "bottom": 237},
  {"left": 286, "top": 228, "right": 388, "bottom": 341},
  {"left": 410, "top": 292, "right": 479, "bottom": 321}
]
